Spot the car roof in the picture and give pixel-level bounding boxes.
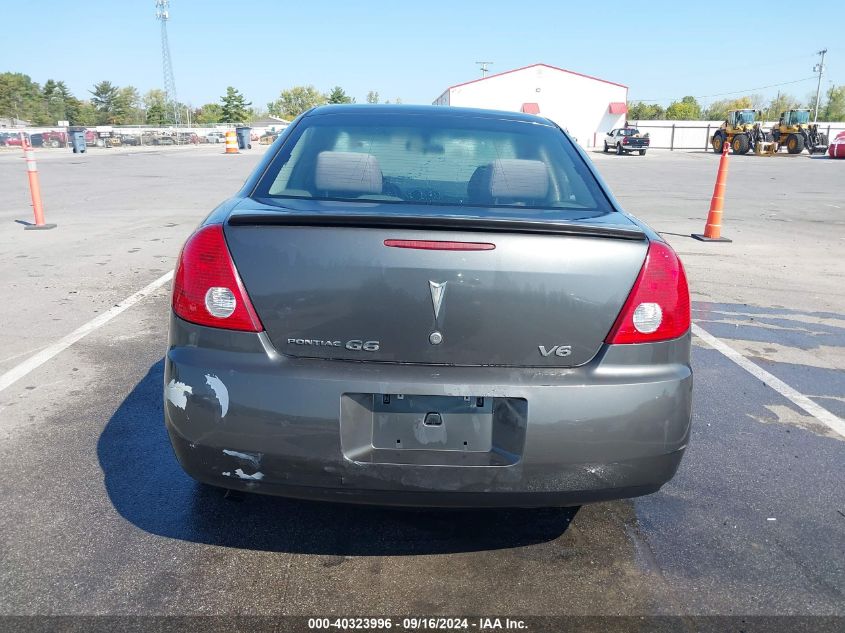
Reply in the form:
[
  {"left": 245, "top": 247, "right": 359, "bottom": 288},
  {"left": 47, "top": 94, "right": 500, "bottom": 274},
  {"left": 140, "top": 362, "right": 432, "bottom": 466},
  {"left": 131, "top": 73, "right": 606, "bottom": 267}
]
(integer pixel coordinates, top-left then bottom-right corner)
[{"left": 305, "top": 103, "right": 554, "bottom": 125}]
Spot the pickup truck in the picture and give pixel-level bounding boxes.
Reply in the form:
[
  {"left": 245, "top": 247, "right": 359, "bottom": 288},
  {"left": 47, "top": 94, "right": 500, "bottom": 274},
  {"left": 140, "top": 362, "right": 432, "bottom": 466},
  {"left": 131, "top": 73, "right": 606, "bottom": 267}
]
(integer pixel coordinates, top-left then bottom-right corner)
[
  {"left": 40, "top": 131, "right": 68, "bottom": 148},
  {"left": 604, "top": 128, "right": 649, "bottom": 155}
]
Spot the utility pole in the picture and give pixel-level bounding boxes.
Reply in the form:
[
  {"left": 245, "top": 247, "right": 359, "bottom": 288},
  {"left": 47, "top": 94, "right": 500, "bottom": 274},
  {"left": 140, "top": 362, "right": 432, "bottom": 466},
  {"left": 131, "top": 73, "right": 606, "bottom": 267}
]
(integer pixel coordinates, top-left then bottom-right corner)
[
  {"left": 813, "top": 48, "right": 827, "bottom": 123},
  {"left": 475, "top": 61, "right": 494, "bottom": 77}
]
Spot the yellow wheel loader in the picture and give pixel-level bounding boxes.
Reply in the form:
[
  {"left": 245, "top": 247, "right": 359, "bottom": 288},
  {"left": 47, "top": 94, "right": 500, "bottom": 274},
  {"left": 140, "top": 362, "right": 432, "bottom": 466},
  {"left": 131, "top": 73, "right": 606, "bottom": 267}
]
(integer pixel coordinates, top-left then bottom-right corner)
[
  {"left": 771, "top": 110, "right": 829, "bottom": 154},
  {"left": 710, "top": 109, "right": 769, "bottom": 155}
]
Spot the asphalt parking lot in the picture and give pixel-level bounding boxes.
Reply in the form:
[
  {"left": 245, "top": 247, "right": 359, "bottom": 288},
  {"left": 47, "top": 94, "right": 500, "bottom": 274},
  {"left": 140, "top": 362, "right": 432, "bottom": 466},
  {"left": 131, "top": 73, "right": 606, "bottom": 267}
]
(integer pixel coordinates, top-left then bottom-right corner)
[{"left": 0, "top": 144, "right": 843, "bottom": 625}]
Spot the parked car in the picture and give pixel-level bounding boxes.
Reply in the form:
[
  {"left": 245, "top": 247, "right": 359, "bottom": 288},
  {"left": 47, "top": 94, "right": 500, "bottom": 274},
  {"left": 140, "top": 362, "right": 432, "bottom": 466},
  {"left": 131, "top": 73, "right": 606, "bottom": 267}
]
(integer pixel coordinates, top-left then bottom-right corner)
[
  {"left": 604, "top": 128, "right": 650, "bottom": 155},
  {"left": 1, "top": 132, "right": 29, "bottom": 147},
  {"left": 177, "top": 132, "right": 199, "bottom": 145},
  {"left": 144, "top": 133, "right": 175, "bottom": 145},
  {"left": 206, "top": 131, "right": 226, "bottom": 144},
  {"left": 164, "top": 104, "right": 692, "bottom": 508},
  {"left": 120, "top": 134, "right": 142, "bottom": 146}
]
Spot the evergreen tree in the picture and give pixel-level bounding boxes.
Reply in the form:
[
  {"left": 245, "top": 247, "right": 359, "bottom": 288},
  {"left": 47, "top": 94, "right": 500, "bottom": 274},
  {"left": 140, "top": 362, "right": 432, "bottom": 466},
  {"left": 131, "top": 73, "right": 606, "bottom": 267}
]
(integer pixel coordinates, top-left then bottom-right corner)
[
  {"left": 220, "top": 87, "right": 251, "bottom": 123},
  {"left": 327, "top": 86, "right": 354, "bottom": 104}
]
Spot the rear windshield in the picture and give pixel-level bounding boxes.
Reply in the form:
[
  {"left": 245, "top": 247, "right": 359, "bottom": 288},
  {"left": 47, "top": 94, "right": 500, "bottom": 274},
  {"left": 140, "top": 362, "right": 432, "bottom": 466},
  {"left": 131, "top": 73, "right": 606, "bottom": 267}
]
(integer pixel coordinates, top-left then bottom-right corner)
[
  {"left": 251, "top": 112, "right": 612, "bottom": 213},
  {"left": 619, "top": 129, "right": 639, "bottom": 136}
]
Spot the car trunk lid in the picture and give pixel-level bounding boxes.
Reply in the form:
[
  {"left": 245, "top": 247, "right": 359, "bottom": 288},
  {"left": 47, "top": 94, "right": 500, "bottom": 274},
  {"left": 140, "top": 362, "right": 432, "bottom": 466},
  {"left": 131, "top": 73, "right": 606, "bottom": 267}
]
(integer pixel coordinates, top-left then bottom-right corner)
[{"left": 225, "top": 201, "right": 648, "bottom": 367}]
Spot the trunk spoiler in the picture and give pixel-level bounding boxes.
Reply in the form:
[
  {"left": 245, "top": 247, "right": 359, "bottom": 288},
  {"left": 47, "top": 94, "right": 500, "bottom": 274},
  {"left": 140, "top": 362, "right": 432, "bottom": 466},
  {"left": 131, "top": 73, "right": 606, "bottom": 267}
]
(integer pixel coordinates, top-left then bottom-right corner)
[{"left": 228, "top": 210, "right": 646, "bottom": 241}]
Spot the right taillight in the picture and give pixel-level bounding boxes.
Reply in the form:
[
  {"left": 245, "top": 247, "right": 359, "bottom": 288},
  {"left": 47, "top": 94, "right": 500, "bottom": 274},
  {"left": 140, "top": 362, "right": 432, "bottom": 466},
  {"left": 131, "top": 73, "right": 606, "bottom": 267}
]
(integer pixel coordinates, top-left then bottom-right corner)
[
  {"left": 605, "top": 241, "right": 690, "bottom": 344},
  {"left": 172, "top": 224, "right": 263, "bottom": 332}
]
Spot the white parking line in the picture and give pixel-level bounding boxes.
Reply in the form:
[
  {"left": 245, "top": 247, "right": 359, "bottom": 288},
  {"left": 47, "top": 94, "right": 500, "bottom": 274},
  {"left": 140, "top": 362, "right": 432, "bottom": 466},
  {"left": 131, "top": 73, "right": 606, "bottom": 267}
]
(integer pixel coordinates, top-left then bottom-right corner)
[
  {"left": 0, "top": 271, "right": 173, "bottom": 395},
  {"left": 692, "top": 323, "right": 845, "bottom": 439}
]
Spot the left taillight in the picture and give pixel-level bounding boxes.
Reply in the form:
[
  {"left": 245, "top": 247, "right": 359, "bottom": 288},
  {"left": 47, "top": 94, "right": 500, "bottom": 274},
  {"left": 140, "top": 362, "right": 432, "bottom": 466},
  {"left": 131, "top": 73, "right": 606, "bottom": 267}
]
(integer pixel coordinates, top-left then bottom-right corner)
[{"left": 172, "top": 224, "right": 263, "bottom": 332}]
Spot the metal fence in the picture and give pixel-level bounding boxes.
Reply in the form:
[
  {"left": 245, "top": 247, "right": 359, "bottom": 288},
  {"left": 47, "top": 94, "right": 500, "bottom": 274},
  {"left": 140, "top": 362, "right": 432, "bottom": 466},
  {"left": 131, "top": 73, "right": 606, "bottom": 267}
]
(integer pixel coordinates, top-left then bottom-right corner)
[
  {"left": 629, "top": 121, "right": 845, "bottom": 151},
  {"left": 0, "top": 123, "right": 287, "bottom": 149}
]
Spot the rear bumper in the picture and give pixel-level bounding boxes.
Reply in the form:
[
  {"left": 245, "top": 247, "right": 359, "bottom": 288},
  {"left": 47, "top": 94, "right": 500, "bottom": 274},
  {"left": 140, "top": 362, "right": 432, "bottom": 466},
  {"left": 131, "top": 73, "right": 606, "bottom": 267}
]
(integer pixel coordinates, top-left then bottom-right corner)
[{"left": 164, "top": 316, "right": 692, "bottom": 507}]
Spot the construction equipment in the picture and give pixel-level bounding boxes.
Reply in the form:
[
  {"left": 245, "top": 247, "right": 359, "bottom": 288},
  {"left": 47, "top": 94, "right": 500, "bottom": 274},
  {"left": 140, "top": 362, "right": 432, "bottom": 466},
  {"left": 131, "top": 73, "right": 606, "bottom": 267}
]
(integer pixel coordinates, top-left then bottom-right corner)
[
  {"left": 711, "top": 109, "right": 769, "bottom": 155},
  {"left": 771, "top": 109, "right": 829, "bottom": 154}
]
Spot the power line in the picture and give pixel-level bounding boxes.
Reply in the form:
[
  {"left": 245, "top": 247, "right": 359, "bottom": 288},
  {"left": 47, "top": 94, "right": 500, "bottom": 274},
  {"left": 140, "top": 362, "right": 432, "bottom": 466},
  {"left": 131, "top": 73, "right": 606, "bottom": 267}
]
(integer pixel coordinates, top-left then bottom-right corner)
[{"left": 633, "top": 76, "right": 818, "bottom": 104}]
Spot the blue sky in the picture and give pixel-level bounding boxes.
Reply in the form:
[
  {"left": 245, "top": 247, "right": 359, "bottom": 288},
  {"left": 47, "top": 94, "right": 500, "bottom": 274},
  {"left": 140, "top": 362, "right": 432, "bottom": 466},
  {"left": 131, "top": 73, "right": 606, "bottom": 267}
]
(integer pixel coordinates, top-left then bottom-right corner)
[{"left": 3, "top": 0, "right": 844, "bottom": 109}]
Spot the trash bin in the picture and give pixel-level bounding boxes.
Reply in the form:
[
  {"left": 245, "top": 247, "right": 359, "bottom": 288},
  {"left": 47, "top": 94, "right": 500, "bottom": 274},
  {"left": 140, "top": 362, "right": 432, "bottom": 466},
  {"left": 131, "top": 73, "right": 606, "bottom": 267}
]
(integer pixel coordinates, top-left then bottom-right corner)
[
  {"left": 235, "top": 126, "right": 252, "bottom": 150},
  {"left": 68, "top": 126, "right": 87, "bottom": 154}
]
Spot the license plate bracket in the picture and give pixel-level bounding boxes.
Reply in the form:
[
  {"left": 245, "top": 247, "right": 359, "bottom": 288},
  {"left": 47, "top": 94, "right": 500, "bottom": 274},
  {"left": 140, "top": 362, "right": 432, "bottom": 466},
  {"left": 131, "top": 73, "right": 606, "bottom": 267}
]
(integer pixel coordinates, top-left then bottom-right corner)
[{"left": 372, "top": 394, "right": 493, "bottom": 452}]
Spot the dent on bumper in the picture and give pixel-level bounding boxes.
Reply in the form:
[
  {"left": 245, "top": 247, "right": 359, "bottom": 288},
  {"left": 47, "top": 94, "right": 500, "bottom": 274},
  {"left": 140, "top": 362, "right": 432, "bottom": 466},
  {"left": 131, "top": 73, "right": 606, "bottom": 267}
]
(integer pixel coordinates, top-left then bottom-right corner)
[{"left": 164, "top": 316, "right": 692, "bottom": 506}]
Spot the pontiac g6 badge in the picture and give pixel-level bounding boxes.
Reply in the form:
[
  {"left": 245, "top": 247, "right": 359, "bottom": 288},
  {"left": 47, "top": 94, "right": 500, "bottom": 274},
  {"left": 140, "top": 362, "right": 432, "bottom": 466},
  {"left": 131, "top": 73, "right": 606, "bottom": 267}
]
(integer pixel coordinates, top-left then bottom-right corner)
[
  {"left": 287, "top": 338, "right": 380, "bottom": 351},
  {"left": 429, "top": 280, "right": 447, "bottom": 319}
]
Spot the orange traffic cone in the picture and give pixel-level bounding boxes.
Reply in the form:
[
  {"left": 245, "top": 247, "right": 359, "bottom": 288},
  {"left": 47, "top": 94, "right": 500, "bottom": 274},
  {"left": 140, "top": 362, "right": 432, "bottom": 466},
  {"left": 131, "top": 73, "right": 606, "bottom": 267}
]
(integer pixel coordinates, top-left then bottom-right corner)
[
  {"left": 692, "top": 137, "right": 732, "bottom": 242},
  {"left": 224, "top": 130, "right": 239, "bottom": 154},
  {"left": 21, "top": 134, "right": 56, "bottom": 231}
]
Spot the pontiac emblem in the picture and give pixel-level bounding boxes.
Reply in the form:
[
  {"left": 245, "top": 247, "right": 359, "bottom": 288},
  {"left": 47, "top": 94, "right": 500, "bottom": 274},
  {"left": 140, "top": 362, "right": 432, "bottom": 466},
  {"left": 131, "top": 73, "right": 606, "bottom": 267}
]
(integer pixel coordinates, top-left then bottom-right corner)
[{"left": 429, "top": 281, "right": 447, "bottom": 319}]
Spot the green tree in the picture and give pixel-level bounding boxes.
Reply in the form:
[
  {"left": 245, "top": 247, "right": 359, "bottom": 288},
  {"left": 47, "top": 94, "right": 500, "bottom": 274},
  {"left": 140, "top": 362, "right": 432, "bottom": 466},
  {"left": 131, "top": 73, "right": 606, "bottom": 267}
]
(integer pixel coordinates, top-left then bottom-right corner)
[
  {"left": 765, "top": 93, "right": 802, "bottom": 121},
  {"left": 42, "top": 79, "right": 82, "bottom": 124},
  {"left": 115, "top": 86, "right": 142, "bottom": 124},
  {"left": 146, "top": 102, "right": 166, "bottom": 125},
  {"left": 267, "top": 85, "right": 326, "bottom": 118},
  {"left": 143, "top": 89, "right": 167, "bottom": 125},
  {"left": 90, "top": 80, "right": 127, "bottom": 124},
  {"left": 703, "top": 96, "right": 756, "bottom": 122},
  {"left": 366, "top": 90, "right": 379, "bottom": 104},
  {"left": 220, "top": 86, "right": 252, "bottom": 123},
  {"left": 195, "top": 102, "right": 223, "bottom": 124},
  {"left": 665, "top": 96, "right": 702, "bottom": 120},
  {"left": 0, "top": 72, "right": 49, "bottom": 124},
  {"left": 75, "top": 101, "right": 99, "bottom": 126},
  {"left": 821, "top": 85, "right": 845, "bottom": 121},
  {"left": 327, "top": 86, "right": 354, "bottom": 104},
  {"left": 143, "top": 89, "right": 166, "bottom": 110},
  {"left": 627, "top": 101, "right": 665, "bottom": 120}
]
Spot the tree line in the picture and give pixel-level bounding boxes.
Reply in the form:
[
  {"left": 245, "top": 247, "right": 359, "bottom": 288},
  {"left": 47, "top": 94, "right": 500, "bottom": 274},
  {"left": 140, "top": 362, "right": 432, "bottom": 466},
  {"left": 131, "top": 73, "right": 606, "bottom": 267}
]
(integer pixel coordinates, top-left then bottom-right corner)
[
  {"left": 629, "top": 87, "right": 845, "bottom": 122},
  {"left": 0, "top": 72, "right": 396, "bottom": 126},
  {"left": 266, "top": 85, "right": 399, "bottom": 118},
  {"left": 6, "top": 70, "right": 843, "bottom": 127}
]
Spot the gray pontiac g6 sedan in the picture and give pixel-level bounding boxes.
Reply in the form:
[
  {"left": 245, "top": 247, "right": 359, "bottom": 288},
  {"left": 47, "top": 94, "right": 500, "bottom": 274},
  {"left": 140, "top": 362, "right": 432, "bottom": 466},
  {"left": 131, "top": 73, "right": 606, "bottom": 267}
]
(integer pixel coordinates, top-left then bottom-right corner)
[{"left": 164, "top": 104, "right": 692, "bottom": 507}]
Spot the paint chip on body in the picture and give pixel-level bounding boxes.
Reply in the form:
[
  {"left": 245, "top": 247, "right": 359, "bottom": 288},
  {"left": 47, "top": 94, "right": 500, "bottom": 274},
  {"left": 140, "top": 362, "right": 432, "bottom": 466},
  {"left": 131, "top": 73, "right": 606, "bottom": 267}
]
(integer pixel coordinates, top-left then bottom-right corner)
[
  {"left": 222, "top": 449, "right": 261, "bottom": 468},
  {"left": 166, "top": 379, "right": 193, "bottom": 410},
  {"left": 205, "top": 374, "right": 229, "bottom": 417}
]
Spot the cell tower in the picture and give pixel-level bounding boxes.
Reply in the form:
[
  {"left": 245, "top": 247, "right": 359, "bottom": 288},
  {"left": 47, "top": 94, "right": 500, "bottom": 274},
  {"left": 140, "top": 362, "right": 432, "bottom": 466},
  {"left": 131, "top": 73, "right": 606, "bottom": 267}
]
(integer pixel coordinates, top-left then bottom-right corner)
[{"left": 155, "top": 0, "right": 181, "bottom": 125}]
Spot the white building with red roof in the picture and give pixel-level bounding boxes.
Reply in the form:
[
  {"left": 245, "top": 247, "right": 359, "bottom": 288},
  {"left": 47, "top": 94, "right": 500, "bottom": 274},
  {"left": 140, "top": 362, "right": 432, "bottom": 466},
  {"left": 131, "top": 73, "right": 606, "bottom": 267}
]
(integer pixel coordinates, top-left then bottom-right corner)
[{"left": 433, "top": 63, "right": 628, "bottom": 148}]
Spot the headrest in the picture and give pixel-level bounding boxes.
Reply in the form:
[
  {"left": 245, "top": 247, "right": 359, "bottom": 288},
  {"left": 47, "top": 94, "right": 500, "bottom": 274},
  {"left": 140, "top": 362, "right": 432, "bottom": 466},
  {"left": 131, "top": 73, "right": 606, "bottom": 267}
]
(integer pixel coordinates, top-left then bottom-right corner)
[
  {"left": 486, "top": 159, "right": 549, "bottom": 201},
  {"left": 314, "top": 151, "right": 383, "bottom": 194}
]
